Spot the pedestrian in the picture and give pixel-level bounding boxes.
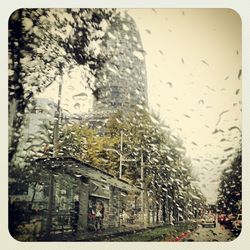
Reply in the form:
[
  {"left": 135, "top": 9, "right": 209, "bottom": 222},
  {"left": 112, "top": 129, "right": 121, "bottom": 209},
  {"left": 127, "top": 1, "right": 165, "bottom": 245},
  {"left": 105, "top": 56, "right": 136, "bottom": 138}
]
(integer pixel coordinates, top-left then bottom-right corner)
[
  {"left": 100, "top": 202, "right": 105, "bottom": 220},
  {"left": 88, "top": 206, "right": 96, "bottom": 231},
  {"left": 95, "top": 209, "right": 102, "bottom": 232}
]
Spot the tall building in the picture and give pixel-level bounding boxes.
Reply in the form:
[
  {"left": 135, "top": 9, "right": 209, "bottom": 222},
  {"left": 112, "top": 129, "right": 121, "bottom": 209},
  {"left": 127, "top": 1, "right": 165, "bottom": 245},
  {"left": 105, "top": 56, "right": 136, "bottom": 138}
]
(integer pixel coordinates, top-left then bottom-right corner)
[{"left": 89, "top": 12, "right": 148, "bottom": 126}]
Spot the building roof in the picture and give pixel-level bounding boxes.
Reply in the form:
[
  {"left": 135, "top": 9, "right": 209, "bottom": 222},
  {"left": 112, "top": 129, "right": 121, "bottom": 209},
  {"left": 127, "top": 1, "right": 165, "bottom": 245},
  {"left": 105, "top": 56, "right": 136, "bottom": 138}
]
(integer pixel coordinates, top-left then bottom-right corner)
[{"left": 35, "top": 156, "right": 141, "bottom": 193}]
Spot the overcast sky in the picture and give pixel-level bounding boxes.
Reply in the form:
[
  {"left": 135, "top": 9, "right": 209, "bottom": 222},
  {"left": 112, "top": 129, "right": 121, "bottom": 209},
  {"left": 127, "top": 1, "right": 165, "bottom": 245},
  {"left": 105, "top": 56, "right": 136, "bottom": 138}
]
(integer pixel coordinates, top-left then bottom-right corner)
[{"left": 41, "top": 8, "right": 242, "bottom": 204}]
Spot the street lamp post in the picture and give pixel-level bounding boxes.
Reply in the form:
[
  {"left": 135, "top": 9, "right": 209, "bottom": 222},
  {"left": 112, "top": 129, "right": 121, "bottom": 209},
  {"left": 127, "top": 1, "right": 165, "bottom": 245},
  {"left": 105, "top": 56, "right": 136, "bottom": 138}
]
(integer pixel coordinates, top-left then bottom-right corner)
[
  {"left": 45, "top": 64, "right": 63, "bottom": 238},
  {"left": 104, "top": 131, "right": 126, "bottom": 179},
  {"left": 104, "top": 146, "right": 136, "bottom": 179},
  {"left": 119, "top": 130, "right": 123, "bottom": 179},
  {"left": 104, "top": 131, "right": 138, "bottom": 228}
]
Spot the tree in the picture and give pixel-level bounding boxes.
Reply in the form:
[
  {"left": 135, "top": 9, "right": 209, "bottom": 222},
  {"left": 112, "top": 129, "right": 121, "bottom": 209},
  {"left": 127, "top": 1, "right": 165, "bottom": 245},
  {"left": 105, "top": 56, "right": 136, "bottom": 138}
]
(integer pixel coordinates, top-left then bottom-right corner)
[
  {"left": 59, "top": 107, "right": 206, "bottom": 224},
  {"left": 9, "top": 8, "right": 115, "bottom": 165},
  {"left": 217, "top": 150, "right": 242, "bottom": 214},
  {"left": 60, "top": 122, "right": 121, "bottom": 175}
]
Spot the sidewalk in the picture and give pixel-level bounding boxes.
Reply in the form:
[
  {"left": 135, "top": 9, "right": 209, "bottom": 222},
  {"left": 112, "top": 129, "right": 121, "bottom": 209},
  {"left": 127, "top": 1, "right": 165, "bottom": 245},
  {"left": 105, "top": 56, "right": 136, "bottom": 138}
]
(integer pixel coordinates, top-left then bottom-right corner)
[
  {"left": 39, "top": 224, "right": 165, "bottom": 241},
  {"left": 38, "top": 221, "right": 198, "bottom": 242}
]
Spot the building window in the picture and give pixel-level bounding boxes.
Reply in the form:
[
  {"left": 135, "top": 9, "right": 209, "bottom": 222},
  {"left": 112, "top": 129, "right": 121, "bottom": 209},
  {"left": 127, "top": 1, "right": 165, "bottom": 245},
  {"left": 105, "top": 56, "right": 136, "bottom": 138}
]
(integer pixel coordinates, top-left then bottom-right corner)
[{"left": 110, "top": 86, "right": 120, "bottom": 99}]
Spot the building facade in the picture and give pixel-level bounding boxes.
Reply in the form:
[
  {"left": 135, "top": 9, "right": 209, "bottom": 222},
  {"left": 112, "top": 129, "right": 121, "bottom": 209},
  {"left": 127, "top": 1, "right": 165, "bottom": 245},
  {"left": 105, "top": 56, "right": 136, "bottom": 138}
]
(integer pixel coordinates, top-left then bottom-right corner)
[{"left": 89, "top": 12, "right": 148, "bottom": 126}]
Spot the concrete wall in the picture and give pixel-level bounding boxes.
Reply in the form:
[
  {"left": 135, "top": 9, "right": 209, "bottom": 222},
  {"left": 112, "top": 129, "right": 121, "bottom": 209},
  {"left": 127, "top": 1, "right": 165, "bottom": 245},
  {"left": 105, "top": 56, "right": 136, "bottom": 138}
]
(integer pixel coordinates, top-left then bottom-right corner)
[
  {"left": 108, "top": 186, "right": 120, "bottom": 227},
  {"left": 78, "top": 178, "right": 90, "bottom": 232}
]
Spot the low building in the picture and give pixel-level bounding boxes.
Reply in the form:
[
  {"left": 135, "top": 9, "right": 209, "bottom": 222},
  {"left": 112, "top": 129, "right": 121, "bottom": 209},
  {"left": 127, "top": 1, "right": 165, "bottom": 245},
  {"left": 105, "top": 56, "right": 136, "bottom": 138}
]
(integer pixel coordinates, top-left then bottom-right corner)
[{"left": 33, "top": 157, "right": 141, "bottom": 235}]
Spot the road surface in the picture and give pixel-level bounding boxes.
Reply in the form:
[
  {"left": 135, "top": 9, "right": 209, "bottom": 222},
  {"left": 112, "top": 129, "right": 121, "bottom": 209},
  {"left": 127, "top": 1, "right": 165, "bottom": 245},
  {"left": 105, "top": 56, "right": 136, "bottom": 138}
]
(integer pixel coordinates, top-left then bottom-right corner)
[{"left": 181, "top": 222, "right": 237, "bottom": 242}]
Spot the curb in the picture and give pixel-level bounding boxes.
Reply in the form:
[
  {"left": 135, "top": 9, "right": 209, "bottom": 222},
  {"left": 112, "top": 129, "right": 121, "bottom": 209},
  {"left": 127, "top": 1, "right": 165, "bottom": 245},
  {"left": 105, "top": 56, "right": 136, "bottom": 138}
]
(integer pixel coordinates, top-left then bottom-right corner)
[
  {"left": 174, "top": 231, "right": 192, "bottom": 242},
  {"left": 173, "top": 225, "right": 199, "bottom": 242}
]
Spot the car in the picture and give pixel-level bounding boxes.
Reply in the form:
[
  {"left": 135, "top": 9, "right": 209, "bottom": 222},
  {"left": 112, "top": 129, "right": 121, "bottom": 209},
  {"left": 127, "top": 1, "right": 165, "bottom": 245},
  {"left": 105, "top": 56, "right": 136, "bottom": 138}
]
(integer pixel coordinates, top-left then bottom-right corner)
[
  {"left": 217, "top": 214, "right": 226, "bottom": 224},
  {"left": 232, "top": 214, "right": 242, "bottom": 235},
  {"left": 201, "top": 214, "right": 216, "bottom": 228}
]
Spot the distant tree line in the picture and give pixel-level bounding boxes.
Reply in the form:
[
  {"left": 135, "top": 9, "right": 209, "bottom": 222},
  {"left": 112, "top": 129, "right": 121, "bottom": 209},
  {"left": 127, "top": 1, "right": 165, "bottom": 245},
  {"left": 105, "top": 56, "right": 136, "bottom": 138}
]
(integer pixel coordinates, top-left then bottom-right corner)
[{"left": 217, "top": 150, "right": 242, "bottom": 214}]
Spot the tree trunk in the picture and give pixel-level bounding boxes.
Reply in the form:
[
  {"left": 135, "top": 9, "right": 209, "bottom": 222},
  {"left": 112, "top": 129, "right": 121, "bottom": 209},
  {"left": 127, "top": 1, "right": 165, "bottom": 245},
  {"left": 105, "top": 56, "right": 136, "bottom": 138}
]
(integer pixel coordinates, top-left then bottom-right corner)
[
  {"left": 152, "top": 204, "right": 155, "bottom": 224},
  {"left": 31, "top": 182, "right": 38, "bottom": 204},
  {"left": 144, "top": 186, "right": 149, "bottom": 226},
  {"left": 156, "top": 203, "right": 159, "bottom": 224},
  {"left": 162, "top": 198, "right": 166, "bottom": 223}
]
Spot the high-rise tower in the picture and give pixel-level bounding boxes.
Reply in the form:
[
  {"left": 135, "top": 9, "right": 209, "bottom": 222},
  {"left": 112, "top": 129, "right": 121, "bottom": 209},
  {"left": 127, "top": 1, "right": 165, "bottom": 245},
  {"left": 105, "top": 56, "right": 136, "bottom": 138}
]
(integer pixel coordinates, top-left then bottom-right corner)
[{"left": 89, "top": 12, "right": 148, "bottom": 125}]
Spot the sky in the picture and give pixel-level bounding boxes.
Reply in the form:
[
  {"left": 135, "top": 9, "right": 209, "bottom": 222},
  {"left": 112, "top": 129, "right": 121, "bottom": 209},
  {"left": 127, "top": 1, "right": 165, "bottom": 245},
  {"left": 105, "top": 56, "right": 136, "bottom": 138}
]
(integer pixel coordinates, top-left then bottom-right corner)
[{"left": 40, "top": 8, "right": 242, "bottom": 204}]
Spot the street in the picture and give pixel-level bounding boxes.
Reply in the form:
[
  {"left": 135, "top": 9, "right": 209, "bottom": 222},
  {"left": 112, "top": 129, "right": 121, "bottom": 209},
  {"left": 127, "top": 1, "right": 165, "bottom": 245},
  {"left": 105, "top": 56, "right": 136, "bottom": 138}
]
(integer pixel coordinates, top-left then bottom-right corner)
[{"left": 181, "top": 222, "right": 237, "bottom": 242}]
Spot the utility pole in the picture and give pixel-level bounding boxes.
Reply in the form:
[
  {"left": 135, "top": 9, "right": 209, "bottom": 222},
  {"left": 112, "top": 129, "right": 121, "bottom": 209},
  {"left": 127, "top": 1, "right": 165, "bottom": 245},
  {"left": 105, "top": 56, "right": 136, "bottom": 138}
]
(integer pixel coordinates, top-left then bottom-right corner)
[
  {"left": 119, "top": 130, "right": 123, "bottom": 179},
  {"left": 141, "top": 151, "right": 144, "bottom": 225},
  {"left": 45, "top": 65, "right": 63, "bottom": 238}
]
